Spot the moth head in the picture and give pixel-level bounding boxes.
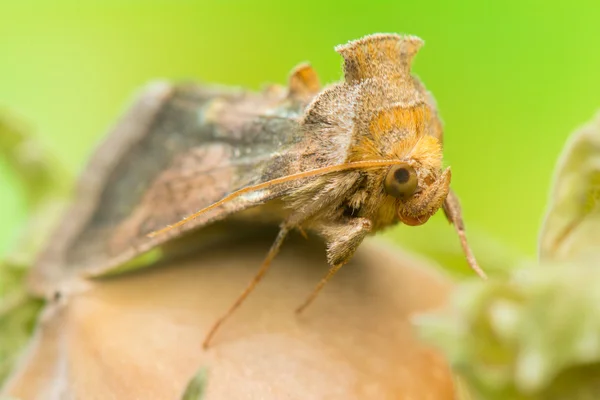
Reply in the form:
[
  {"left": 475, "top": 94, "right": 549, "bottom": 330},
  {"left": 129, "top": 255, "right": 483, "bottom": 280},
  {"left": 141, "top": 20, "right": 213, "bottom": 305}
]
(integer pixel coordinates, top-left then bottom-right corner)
[
  {"left": 384, "top": 163, "right": 418, "bottom": 199},
  {"left": 299, "top": 34, "right": 449, "bottom": 227},
  {"left": 346, "top": 101, "right": 448, "bottom": 225},
  {"left": 385, "top": 162, "right": 451, "bottom": 226}
]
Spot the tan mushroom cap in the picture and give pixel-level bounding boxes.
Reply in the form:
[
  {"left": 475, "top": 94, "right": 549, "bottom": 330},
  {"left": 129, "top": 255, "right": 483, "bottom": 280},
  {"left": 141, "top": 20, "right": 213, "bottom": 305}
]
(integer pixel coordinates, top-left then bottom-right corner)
[{"left": 4, "top": 232, "right": 455, "bottom": 400}]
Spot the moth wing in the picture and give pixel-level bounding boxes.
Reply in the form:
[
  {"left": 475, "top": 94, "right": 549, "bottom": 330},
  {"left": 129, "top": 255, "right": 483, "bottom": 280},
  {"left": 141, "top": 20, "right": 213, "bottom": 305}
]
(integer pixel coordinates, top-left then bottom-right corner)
[{"left": 31, "top": 82, "right": 299, "bottom": 295}]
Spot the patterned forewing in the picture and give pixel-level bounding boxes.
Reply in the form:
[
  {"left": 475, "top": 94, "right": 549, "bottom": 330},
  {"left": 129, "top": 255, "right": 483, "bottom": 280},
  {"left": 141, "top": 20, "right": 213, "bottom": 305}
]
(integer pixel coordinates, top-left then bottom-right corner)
[{"left": 32, "top": 82, "right": 301, "bottom": 293}]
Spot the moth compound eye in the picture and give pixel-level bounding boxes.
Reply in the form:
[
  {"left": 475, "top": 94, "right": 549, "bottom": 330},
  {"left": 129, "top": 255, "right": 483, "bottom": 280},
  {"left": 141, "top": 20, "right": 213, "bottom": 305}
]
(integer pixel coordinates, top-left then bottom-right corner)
[{"left": 384, "top": 164, "right": 418, "bottom": 199}]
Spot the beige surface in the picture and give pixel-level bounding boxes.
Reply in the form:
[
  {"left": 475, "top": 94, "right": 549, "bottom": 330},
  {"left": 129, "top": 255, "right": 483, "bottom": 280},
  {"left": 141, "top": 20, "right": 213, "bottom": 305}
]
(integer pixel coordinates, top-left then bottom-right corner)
[{"left": 4, "top": 234, "right": 455, "bottom": 400}]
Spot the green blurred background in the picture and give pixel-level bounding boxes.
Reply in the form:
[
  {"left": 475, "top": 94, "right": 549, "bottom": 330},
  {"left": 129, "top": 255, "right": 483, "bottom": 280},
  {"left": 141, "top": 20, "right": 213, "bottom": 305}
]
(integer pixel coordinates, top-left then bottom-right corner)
[{"left": 1, "top": 0, "right": 599, "bottom": 261}]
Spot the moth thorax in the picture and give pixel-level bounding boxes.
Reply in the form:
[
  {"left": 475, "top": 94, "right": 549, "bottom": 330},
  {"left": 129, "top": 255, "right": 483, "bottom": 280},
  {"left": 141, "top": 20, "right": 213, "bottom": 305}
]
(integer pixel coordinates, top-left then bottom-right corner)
[
  {"left": 335, "top": 34, "right": 423, "bottom": 84},
  {"left": 368, "top": 105, "right": 430, "bottom": 138}
]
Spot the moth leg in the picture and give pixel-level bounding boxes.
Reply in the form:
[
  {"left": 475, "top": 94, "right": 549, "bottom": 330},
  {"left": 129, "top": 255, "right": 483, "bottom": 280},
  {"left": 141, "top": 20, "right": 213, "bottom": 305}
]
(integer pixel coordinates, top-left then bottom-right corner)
[
  {"left": 202, "top": 224, "right": 290, "bottom": 349},
  {"left": 443, "top": 189, "right": 487, "bottom": 279},
  {"left": 296, "top": 217, "right": 372, "bottom": 313}
]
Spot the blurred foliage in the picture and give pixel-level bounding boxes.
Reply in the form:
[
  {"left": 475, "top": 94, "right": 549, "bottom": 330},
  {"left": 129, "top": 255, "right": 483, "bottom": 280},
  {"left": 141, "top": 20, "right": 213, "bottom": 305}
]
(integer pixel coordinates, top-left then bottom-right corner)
[
  {"left": 181, "top": 368, "right": 208, "bottom": 400},
  {"left": 539, "top": 113, "right": 600, "bottom": 263},
  {"left": 0, "top": 114, "right": 69, "bottom": 208},
  {"left": 0, "top": 113, "right": 70, "bottom": 268},
  {"left": 418, "top": 263, "right": 600, "bottom": 399},
  {"left": 416, "top": 111, "right": 600, "bottom": 399},
  {"left": 0, "top": 113, "right": 69, "bottom": 384}
]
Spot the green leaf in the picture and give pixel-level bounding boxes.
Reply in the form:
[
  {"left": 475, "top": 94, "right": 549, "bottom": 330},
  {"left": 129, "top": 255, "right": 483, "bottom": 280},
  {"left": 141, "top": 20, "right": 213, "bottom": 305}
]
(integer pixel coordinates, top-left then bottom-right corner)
[
  {"left": 415, "top": 262, "right": 600, "bottom": 400},
  {"left": 0, "top": 111, "right": 70, "bottom": 209},
  {"left": 181, "top": 367, "right": 208, "bottom": 400},
  {"left": 0, "top": 111, "right": 70, "bottom": 385},
  {"left": 539, "top": 112, "right": 600, "bottom": 263}
]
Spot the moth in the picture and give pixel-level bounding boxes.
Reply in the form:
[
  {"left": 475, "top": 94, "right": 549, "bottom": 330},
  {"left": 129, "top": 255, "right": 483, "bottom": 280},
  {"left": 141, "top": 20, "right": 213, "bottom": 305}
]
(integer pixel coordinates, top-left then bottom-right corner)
[{"left": 30, "top": 33, "right": 486, "bottom": 348}]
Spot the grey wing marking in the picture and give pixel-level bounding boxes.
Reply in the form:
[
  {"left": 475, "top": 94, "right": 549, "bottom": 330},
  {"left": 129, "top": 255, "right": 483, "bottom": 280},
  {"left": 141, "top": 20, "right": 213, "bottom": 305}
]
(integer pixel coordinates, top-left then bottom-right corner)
[{"left": 31, "top": 81, "right": 300, "bottom": 295}]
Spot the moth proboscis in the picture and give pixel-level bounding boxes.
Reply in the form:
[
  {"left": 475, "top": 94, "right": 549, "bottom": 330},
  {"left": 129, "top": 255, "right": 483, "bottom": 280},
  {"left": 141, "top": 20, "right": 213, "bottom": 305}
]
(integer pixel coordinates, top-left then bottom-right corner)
[{"left": 31, "top": 33, "right": 486, "bottom": 350}]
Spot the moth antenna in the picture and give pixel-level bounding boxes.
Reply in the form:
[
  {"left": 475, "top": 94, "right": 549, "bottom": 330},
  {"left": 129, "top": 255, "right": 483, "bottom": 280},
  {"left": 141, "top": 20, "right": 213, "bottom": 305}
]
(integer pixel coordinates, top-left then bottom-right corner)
[
  {"left": 451, "top": 220, "right": 487, "bottom": 280},
  {"left": 148, "top": 159, "right": 405, "bottom": 238}
]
